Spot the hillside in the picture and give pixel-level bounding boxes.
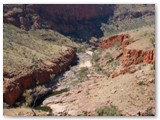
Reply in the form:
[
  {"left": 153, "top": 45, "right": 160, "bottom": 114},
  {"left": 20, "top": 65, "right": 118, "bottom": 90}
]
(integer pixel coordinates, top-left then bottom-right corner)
[
  {"left": 3, "top": 4, "right": 154, "bottom": 41},
  {"left": 101, "top": 4, "right": 155, "bottom": 36},
  {"left": 3, "top": 4, "right": 155, "bottom": 116},
  {"left": 40, "top": 25, "right": 155, "bottom": 116},
  {"left": 3, "top": 24, "right": 77, "bottom": 106}
]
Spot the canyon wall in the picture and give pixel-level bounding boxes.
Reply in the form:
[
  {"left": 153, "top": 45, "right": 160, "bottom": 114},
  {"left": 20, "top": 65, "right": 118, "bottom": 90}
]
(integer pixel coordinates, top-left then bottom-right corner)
[
  {"left": 3, "top": 48, "right": 75, "bottom": 106},
  {"left": 3, "top": 4, "right": 155, "bottom": 40},
  {"left": 3, "top": 4, "right": 115, "bottom": 39}
]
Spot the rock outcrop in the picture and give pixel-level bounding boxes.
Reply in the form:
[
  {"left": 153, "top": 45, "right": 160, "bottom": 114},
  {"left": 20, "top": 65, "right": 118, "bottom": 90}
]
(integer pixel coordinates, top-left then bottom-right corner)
[
  {"left": 98, "top": 33, "right": 155, "bottom": 68},
  {"left": 98, "top": 34, "right": 130, "bottom": 50},
  {"left": 3, "top": 48, "right": 75, "bottom": 106},
  {"left": 122, "top": 49, "right": 155, "bottom": 67}
]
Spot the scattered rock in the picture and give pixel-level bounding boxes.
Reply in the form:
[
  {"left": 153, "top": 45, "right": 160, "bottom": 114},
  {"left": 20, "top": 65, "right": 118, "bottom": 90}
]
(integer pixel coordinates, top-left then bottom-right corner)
[
  {"left": 111, "top": 89, "right": 117, "bottom": 94},
  {"left": 50, "top": 104, "right": 67, "bottom": 116}
]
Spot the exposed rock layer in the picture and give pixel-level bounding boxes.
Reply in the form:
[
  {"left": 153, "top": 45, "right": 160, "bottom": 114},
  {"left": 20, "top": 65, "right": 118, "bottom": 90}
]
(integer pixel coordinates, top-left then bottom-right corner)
[
  {"left": 98, "top": 34, "right": 155, "bottom": 67},
  {"left": 98, "top": 34, "right": 130, "bottom": 50},
  {"left": 122, "top": 49, "right": 155, "bottom": 67},
  {"left": 3, "top": 48, "right": 75, "bottom": 106}
]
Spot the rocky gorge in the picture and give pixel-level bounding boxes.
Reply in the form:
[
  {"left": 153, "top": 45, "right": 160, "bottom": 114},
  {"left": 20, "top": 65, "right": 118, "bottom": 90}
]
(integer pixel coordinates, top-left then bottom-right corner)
[
  {"left": 3, "top": 4, "right": 115, "bottom": 40},
  {"left": 3, "top": 4, "right": 155, "bottom": 116}
]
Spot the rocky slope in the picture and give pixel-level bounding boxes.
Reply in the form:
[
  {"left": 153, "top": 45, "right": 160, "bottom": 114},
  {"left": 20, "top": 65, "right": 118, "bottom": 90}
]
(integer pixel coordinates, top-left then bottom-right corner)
[
  {"left": 41, "top": 49, "right": 155, "bottom": 116},
  {"left": 101, "top": 4, "right": 155, "bottom": 36},
  {"left": 3, "top": 24, "right": 76, "bottom": 106},
  {"left": 43, "top": 69, "right": 155, "bottom": 116},
  {"left": 3, "top": 4, "right": 155, "bottom": 116},
  {"left": 40, "top": 26, "right": 155, "bottom": 116},
  {"left": 4, "top": 48, "right": 75, "bottom": 106},
  {"left": 98, "top": 25, "right": 155, "bottom": 68}
]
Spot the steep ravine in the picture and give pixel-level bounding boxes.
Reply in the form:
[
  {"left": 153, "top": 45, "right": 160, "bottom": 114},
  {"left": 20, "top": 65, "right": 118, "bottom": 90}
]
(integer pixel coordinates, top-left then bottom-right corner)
[
  {"left": 53, "top": 51, "right": 93, "bottom": 90},
  {"left": 27, "top": 51, "right": 94, "bottom": 112}
]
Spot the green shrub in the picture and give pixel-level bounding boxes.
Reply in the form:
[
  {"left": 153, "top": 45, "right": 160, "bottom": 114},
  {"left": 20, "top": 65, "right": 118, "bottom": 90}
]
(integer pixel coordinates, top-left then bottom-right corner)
[
  {"left": 92, "top": 52, "right": 99, "bottom": 63},
  {"left": 41, "top": 34, "right": 56, "bottom": 41},
  {"left": 76, "top": 67, "right": 88, "bottom": 81},
  {"left": 77, "top": 44, "right": 90, "bottom": 53},
  {"left": 34, "top": 106, "right": 52, "bottom": 113},
  {"left": 95, "top": 105, "right": 121, "bottom": 116},
  {"left": 3, "top": 102, "right": 9, "bottom": 108},
  {"left": 150, "top": 37, "right": 155, "bottom": 47},
  {"left": 104, "top": 52, "right": 113, "bottom": 63},
  {"left": 23, "top": 89, "right": 33, "bottom": 106},
  {"left": 47, "top": 88, "right": 69, "bottom": 98},
  {"left": 94, "top": 63, "right": 102, "bottom": 72},
  {"left": 112, "top": 39, "right": 121, "bottom": 48},
  {"left": 22, "top": 85, "right": 46, "bottom": 107},
  {"left": 146, "top": 108, "right": 154, "bottom": 116},
  {"left": 79, "top": 112, "right": 88, "bottom": 116},
  {"left": 137, "top": 56, "right": 143, "bottom": 63},
  {"left": 50, "top": 74, "right": 55, "bottom": 81}
]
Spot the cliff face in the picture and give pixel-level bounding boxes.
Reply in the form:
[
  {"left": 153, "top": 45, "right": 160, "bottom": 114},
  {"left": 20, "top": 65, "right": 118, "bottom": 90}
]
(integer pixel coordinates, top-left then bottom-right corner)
[
  {"left": 98, "top": 34, "right": 130, "bottom": 50},
  {"left": 122, "top": 49, "right": 155, "bottom": 67},
  {"left": 3, "top": 48, "right": 75, "bottom": 106},
  {"left": 3, "top": 4, "right": 115, "bottom": 40},
  {"left": 98, "top": 33, "right": 155, "bottom": 68}
]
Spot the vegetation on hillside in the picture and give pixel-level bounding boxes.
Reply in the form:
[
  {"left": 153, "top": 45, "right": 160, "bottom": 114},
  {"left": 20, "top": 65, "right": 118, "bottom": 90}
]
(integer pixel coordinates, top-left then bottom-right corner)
[
  {"left": 3, "top": 24, "right": 79, "bottom": 75},
  {"left": 101, "top": 4, "right": 155, "bottom": 36},
  {"left": 95, "top": 105, "right": 121, "bottom": 116}
]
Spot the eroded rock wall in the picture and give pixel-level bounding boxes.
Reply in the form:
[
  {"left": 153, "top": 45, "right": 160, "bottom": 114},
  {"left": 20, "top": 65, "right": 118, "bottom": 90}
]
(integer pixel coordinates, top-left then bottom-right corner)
[
  {"left": 3, "top": 48, "right": 75, "bottom": 106},
  {"left": 98, "top": 34, "right": 155, "bottom": 68},
  {"left": 98, "top": 34, "right": 130, "bottom": 50},
  {"left": 122, "top": 49, "right": 155, "bottom": 67}
]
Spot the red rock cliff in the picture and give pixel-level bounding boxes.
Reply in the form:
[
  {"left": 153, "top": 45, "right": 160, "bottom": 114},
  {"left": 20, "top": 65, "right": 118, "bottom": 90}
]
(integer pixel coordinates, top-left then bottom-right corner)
[
  {"left": 3, "top": 48, "right": 75, "bottom": 106},
  {"left": 122, "top": 48, "right": 155, "bottom": 67},
  {"left": 98, "top": 34, "right": 130, "bottom": 50},
  {"left": 98, "top": 34, "right": 155, "bottom": 68}
]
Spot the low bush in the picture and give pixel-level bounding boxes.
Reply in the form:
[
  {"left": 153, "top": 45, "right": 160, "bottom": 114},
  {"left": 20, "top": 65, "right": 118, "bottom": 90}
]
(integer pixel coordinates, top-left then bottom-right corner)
[
  {"left": 3, "top": 102, "right": 9, "bottom": 108},
  {"left": 95, "top": 105, "right": 121, "bottom": 116},
  {"left": 91, "top": 52, "right": 99, "bottom": 63},
  {"left": 150, "top": 37, "right": 155, "bottom": 47},
  {"left": 112, "top": 39, "right": 121, "bottom": 48},
  {"left": 76, "top": 67, "right": 88, "bottom": 81},
  {"left": 77, "top": 44, "right": 90, "bottom": 53},
  {"left": 34, "top": 106, "right": 52, "bottom": 113},
  {"left": 137, "top": 56, "right": 143, "bottom": 63},
  {"left": 146, "top": 108, "right": 155, "bottom": 116},
  {"left": 22, "top": 85, "right": 46, "bottom": 107}
]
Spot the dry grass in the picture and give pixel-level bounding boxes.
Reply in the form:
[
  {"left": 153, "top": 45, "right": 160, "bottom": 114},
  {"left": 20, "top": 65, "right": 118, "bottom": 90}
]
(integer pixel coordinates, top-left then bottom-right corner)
[
  {"left": 3, "top": 24, "right": 77, "bottom": 75},
  {"left": 101, "top": 4, "right": 155, "bottom": 37},
  {"left": 123, "top": 25, "right": 155, "bottom": 50}
]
